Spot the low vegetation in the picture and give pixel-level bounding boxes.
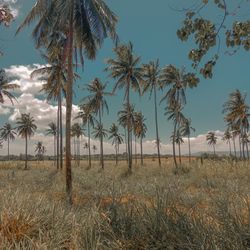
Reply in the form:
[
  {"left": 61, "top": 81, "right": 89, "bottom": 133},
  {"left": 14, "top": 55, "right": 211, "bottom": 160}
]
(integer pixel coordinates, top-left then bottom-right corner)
[{"left": 0, "top": 158, "right": 249, "bottom": 249}]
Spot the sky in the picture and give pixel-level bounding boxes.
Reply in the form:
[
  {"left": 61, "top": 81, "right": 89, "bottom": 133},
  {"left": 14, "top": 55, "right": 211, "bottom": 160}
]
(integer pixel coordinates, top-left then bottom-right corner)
[{"left": 0, "top": 0, "right": 249, "bottom": 156}]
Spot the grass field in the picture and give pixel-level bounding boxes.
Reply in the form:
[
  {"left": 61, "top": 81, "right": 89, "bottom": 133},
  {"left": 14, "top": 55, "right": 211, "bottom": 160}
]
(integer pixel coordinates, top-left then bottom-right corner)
[{"left": 0, "top": 158, "right": 249, "bottom": 249}]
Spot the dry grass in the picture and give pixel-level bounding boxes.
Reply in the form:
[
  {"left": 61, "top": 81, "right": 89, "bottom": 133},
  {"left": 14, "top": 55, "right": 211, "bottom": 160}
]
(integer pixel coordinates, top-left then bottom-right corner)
[{"left": 0, "top": 158, "right": 249, "bottom": 249}]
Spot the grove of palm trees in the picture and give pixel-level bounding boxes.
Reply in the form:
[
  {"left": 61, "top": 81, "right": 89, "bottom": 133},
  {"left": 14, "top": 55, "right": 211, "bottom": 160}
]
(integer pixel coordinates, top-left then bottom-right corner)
[{"left": 0, "top": 1, "right": 249, "bottom": 249}]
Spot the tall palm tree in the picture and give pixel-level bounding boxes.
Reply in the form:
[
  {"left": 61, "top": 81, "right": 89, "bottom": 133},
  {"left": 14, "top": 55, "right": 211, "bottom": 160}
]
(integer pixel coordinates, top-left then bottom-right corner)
[
  {"left": 0, "top": 123, "right": 16, "bottom": 160},
  {"left": 180, "top": 118, "right": 195, "bottom": 163},
  {"left": 109, "top": 123, "right": 124, "bottom": 165},
  {"left": 18, "top": 0, "right": 118, "bottom": 204},
  {"left": 222, "top": 129, "right": 232, "bottom": 156},
  {"left": 46, "top": 122, "right": 57, "bottom": 167},
  {"left": 76, "top": 103, "right": 96, "bottom": 169},
  {"left": 171, "top": 130, "right": 184, "bottom": 164},
  {"left": 35, "top": 141, "right": 46, "bottom": 161},
  {"left": 106, "top": 42, "right": 144, "bottom": 171},
  {"left": 71, "top": 123, "right": 84, "bottom": 166},
  {"left": 0, "top": 69, "right": 19, "bottom": 105},
  {"left": 206, "top": 131, "right": 217, "bottom": 156},
  {"left": 142, "top": 59, "right": 162, "bottom": 166},
  {"left": 92, "top": 123, "right": 108, "bottom": 169},
  {"left": 134, "top": 112, "right": 147, "bottom": 166},
  {"left": 16, "top": 113, "right": 37, "bottom": 169},
  {"left": 83, "top": 78, "right": 110, "bottom": 169}
]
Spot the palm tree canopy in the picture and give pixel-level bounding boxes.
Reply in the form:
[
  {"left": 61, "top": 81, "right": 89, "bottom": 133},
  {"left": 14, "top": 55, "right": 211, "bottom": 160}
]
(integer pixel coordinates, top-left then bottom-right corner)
[
  {"left": 75, "top": 103, "right": 96, "bottom": 127},
  {"left": 71, "top": 123, "right": 84, "bottom": 138},
  {"left": 17, "top": 0, "right": 118, "bottom": 62},
  {"left": 105, "top": 42, "right": 144, "bottom": 98},
  {"left": 0, "top": 69, "right": 19, "bottom": 104},
  {"left": 171, "top": 130, "right": 184, "bottom": 145},
  {"left": 35, "top": 141, "right": 46, "bottom": 154},
  {"left": 118, "top": 104, "right": 135, "bottom": 131},
  {"left": 222, "top": 129, "right": 232, "bottom": 143},
  {"left": 46, "top": 122, "right": 57, "bottom": 136},
  {"left": 0, "top": 123, "right": 16, "bottom": 141},
  {"left": 134, "top": 112, "right": 147, "bottom": 139},
  {"left": 16, "top": 113, "right": 37, "bottom": 139},
  {"left": 206, "top": 131, "right": 217, "bottom": 146},
  {"left": 92, "top": 123, "right": 108, "bottom": 139},
  {"left": 180, "top": 118, "right": 195, "bottom": 137},
  {"left": 108, "top": 123, "right": 124, "bottom": 146}
]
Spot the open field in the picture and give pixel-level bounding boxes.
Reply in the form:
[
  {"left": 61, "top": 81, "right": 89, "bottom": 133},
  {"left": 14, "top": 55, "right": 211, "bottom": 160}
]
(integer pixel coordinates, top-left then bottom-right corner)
[{"left": 0, "top": 158, "right": 249, "bottom": 249}]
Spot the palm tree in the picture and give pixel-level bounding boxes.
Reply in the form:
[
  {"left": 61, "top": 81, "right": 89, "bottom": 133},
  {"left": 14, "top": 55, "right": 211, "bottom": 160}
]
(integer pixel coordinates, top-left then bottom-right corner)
[
  {"left": 92, "top": 145, "right": 97, "bottom": 158},
  {"left": 18, "top": 0, "right": 118, "bottom": 204},
  {"left": 0, "top": 69, "right": 19, "bottom": 105},
  {"left": 0, "top": 123, "right": 16, "bottom": 160},
  {"left": 142, "top": 59, "right": 162, "bottom": 166},
  {"left": 35, "top": 141, "right": 46, "bottom": 161},
  {"left": 83, "top": 78, "right": 110, "bottom": 169},
  {"left": 241, "top": 133, "right": 250, "bottom": 159},
  {"left": 71, "top": 123, "right": 84, "bottom": 166},
  {"left": 106, "top": 42, "right": 144, "bottom": 171},
  {"left": 92, "top": 123, "right": 108, "bottom": 169},
  {"left": 206, "top": 131, "right": 217, "bottom": 156},
  {"left": 180, "top": 118, "right": 195, "bottom": 163},
  {"left": 16, "top": 113, "right": 37, "bottom": 169},
  {"left": 134, "top": 112, "right": 147, "bottom": 166},
  {"left": 222, "top": 129, "right": 232, "bottom": 156},
  {"left": 171, "top": 130, "right": 184, "bottom": 164},
  {"left": 46, "top": 122, "right": 57, "bottom": 167},
  {"left": 76, "top": 104, "right": 96, "bottom": 169},
  {"left": 109, "top": 123, "right": 124, "bottom": 165}
]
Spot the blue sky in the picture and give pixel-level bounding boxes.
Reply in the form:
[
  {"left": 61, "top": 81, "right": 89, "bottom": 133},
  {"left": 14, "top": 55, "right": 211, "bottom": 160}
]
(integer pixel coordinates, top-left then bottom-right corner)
[{"left": 0, "top": 0, "right": 249, "bottom": 154}]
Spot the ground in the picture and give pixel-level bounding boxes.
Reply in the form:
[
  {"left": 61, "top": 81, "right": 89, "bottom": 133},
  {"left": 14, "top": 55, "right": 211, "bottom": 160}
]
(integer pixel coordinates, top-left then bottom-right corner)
[{"left": 0, "top": 157, "right": 249, "bottom": 249}]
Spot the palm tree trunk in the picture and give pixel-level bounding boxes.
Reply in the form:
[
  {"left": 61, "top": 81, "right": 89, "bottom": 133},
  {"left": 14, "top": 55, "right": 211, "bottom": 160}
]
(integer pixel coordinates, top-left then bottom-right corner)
[
  {"left": 59, "top": 91, "right": 63, "bottom": 170},
  {"left": 153, "top": 85, "right": 161, "bottom": 167},
  {"left": 7, "top": 137, "right": 9, "bottom": 161},
  {"left": 126, "top": 81, "right": 132, "bottom": 171},
  {"left": 246, "top": 142, "right": 249, "bottom": 159},
  {"left": 99, "top": 110, "right": 104, "bottom": 169},
  {"left": 178, "top": 143, "right": 182, "bottom": 164},
  {"left": 188, "top": 135, "right": 191, "bottom": 163},
  {"left": 124, "top": 128, "right": 128, "bottom": 163},
  {"left": 115, "top": 144, "right": 118, "bottom": 165},
  {"left": 54, "top": 135, "right": 56, "bottom": 167},
  {"left": 74, "top": 137, "right": 76, "bottom": 165},
  {"left": 65, "top": 14, "right": 74, "bottom": 205},
  {"left": 25, "top": 134, "right": 28, "bottom": 170},
  {"left": 229, "top": 139, "right": 232, "bottom": 156},
  {"left": 213, "top": 144, "right": 216, "bottom": 156},
  {"left": 134, "top": 135, "right": 137, "bottom": 165},
  {"left": 88, "top": 120, "right": 91, "bottom": 168},
  {"left": 140, "top": 136, "right": 143, "bottom": 166},
  {"left": 232, "top": 136, "right": 237, "bottom": 158},
  {"left": 239, "top": 135, "right": 242, "bottom": 159},
  {"left": 173, "top": 121, "right": 178, "bottom": 168},
  {"left": 57, "top": 100, "right": 60, "bottom": 169}
]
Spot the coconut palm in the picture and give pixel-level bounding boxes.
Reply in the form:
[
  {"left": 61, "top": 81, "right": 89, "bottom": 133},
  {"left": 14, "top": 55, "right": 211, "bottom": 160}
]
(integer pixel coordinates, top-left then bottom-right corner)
[
  {"left": 16, "top": 113, "right": 37, "bottom": 169},
  {"left": 206, "top": 131, "right": 217, "bottom": 156},
  {"left": 71, "top": 123, "right": 84, "bottom": 166},
  {"left": 83, "top": 78, "right": 110, "bottom": 169},
  {"left": 222, "top": 129, "right": 232, "bottom": 156},
  {"left": 109, "top": 123, "right": 124, "bottom": 165},
  {"left": 171, "top": 130, "right": 184, "bottom": 164},
  {"left": 106, "top": 42, "right": 144, "bottom": 171},
  {"left": 241, "top": 133, "right": 250, "bottom": 159},
  {"left": 18, "top": 0, "right": 118, "bottom": 204},
  {"left": 0, "top": 123, "right": 16, "bottom": 160},
  {"left": 76, "top": 103, "right": 96, "bottom": 169},
  {"left": 180, "top": 118, "right": 195, "bottom": 163},
  {"left": 46, "top": 122, "right": 57, "bottom": 167},
  {"left": 92, "top": 123, "right": 108, "bottom": 169},
  {"left": 0, "top": 69, "right": 19, "bottom": 105},
  {"left": 142, "top": 59, "right": 162, "bottom": 166},
  {"left": 35, "top": 141, "right": 46, "bottom": 161},
  {"left": 134, "top": 112, "right": 147, "bottom": 166}
]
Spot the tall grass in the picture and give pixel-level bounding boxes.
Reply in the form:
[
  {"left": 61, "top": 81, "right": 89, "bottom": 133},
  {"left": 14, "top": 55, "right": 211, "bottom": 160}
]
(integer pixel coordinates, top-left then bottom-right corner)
[{"left": 0, "top": 159, "right": 249, "bottom": 249}]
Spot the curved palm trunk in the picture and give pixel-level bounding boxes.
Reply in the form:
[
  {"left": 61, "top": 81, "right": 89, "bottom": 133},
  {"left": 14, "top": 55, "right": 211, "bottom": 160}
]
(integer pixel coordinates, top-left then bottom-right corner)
[
  {"left": 25, "top": 134, "right": 28, "bottom": 170},
  {"left": 99, "top": 110, "right": 104, "bottom": 169},
  {"left": 87, "top": 120, "right": 91, "bottom": 168},
  {"left": 188, "top": 135, "right": 191, "bottom": 163},
  {"left": 140, "top": 136, "right": 143, "bottom": 166},
  {"left": 65, "top": 15, "right": 73, "bottom": 205},
  {"left": 7, "top": 137, "right": 9, "bottom": 161},
  {"left": 173, "top": 121, "right": 178, "bottom": 168},
  {"left": 153, "top": 85, "right": 161, "bottom": 167}
]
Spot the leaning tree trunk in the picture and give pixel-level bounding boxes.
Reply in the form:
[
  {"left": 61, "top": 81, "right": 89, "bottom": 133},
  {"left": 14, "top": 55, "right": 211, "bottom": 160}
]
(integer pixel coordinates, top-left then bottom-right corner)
[
  {"left": 25, "top": 134, "right": 28, "bottom": 170},
  {"left": 65, "top": 15, "right": 73, "bottom": 205},
  {"left": 87, "top": 120, "right": 92, "bottom": 169},
  {"left": 99, "top": 110, "right": 104, "bottom": 169},
  {"left": 154, "top": 84, "right": 161, "bottom": 167},
  {"left": 140, "top": 136, "right": 143, "bottom": 166}
]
